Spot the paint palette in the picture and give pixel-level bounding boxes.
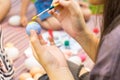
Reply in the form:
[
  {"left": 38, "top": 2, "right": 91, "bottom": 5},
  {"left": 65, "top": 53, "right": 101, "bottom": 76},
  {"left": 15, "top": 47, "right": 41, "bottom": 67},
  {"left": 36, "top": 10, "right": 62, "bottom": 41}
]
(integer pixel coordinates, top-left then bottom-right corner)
[{"left": 42, "top": 31, "right": 82, "bottom": 54}]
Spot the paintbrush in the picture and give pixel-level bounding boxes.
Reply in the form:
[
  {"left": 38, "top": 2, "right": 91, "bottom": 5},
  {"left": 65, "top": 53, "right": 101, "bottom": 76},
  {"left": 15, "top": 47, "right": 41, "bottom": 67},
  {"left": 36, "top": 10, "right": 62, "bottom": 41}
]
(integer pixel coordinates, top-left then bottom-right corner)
[{"left": 32, "top": 3, "right": 59, "bottom": 20}]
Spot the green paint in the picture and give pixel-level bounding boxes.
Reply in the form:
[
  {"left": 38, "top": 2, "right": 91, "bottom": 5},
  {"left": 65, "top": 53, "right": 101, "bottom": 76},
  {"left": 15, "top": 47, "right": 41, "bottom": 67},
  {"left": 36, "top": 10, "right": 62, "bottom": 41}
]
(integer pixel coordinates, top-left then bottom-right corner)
[
  {"left": 64, "top": 40, "right": 70, "bottom": 46},
  {"left": 31, "top": 0, "right": 37, "bottom": 3},
  {"left": 89, "top": 4, "right": 104, "bottom": 14},
  {"left": 82, "top": 0, "right": 103, "bottom": 14}
]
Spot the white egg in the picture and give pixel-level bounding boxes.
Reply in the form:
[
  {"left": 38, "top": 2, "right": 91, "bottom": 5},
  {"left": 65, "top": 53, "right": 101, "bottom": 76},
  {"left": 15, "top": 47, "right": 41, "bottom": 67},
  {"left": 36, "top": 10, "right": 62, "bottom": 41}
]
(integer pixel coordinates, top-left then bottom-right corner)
[
  {"left": 24, "top": 57, "right": 42, "bottom": 70},
  {"left": 8, "top": 15, "right": 21, "bottom": 26},
  {"left": 5, "top": 47, "right": 19, "bottom": 60},
  {"left": 68, "top": 56, "right": 81, "bottom": 65},
  {"left": 19, "top": 73, "right": 32, "bottom": 80},
  {"left": 26, "top": 78, "right": 34, "bottom": 80},
  {"left": 24, "top": 47, "right": 33, "bottom": 58}
]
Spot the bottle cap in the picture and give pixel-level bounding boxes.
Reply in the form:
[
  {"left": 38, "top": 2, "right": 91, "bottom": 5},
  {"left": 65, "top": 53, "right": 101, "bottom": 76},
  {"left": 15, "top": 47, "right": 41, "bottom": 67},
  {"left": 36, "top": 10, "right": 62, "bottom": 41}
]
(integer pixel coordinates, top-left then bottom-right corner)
[{"left": 64, "top": 40, "right": 70, "bottom": 46}]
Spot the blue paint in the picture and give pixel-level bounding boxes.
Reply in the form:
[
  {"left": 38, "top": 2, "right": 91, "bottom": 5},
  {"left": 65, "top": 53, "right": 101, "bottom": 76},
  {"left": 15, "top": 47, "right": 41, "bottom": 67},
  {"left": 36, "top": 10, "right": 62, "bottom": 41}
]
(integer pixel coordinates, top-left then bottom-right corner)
[{"left": 26, "top": 21, "right": 41, "bottom": 35}]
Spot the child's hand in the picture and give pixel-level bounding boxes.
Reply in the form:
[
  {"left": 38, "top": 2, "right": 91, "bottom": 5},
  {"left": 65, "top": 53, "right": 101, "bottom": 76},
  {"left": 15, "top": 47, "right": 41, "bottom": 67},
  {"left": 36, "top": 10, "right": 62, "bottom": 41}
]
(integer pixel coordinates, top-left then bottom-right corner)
[
  {"left": 50, "top": 0, "right": 87, "bottom": 38},
  {"left": 29, "top": 30, "right": 68, "bottom": 69},
  {"left": 79, "top": 1, "right": 92, "bottom": 21},
  {"left": 20, "top": 16, "right": 28, "bottom": 27}
]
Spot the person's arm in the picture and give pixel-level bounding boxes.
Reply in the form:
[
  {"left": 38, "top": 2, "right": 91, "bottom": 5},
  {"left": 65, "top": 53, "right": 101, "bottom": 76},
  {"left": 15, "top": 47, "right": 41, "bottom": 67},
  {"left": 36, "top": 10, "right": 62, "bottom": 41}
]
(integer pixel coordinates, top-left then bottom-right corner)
[
  {"left": 88, "top": 0, "right": 104, "bottom": 5},
  {"left": 51, "top": 0, "right": 99, "bottom": 62},
  {"left": 45, "top": 67, "right": 75, "bottom": 80},
  {"left": 74, "top": 1, "right": 100, "bottom": 62},
  {"left": 0, "top": 0, "right": 11, "bottom": 22},
  {"left": 75, "top": 26, "right": 99, "bottom": 62},
  {"left": 20, "top": 0, "right": 30, "bottom": 27},
  {"left": 20, "top": 0, "right": 30, "bottom": 17}
]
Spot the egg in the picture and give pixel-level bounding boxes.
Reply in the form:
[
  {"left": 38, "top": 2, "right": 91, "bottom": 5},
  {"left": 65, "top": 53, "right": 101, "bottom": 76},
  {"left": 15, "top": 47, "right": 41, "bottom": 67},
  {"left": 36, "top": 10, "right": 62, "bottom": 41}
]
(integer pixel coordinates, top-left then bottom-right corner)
[
  {"left": 30, "top": 67, "right": 46, "bottom": 77},
  {"left": 5, "top": 46, "right": 19, "bottom": 61},
  {"left": 68, "top": 56, "right": 82, "bottom": 65},
  {"left": 26, "top": 78, "right": 34, "bottom": 80},
  {"left": 19, "top": 72, "right": 32, "bottom": 80},
  {"left": 34, "top": 73, "right": 43, "bottom": 80},
  {"left": 24, "top": 57, "right": 42, "bottom": 70},
  {"left": 5, "top": 42, "right": 14, "bottom": 47},
  {"left": 26, "top": 21, "right": 41, "bottom": 36},
  {"left": 8, "top": 15, "right": 21, "bottom": 26}
]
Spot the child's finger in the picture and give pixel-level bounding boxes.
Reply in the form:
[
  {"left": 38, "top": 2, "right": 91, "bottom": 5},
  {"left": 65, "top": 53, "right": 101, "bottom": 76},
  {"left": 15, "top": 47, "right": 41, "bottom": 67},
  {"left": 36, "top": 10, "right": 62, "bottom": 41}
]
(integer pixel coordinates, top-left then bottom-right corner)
[
  {"left": 30, "top": 43, "right": 40, "bottom": 62},
  {"left": 29, "top": 30, "right": 44, "bottom": 59},
  {"left": 59, "top": 0, "right": 70, "bottom": 7},
  {"left": 48, "top": 37, "right": 55, "bottom": 45},
  {"left": 79, "top": 1, "right": 89, "bottom": 8},
  {"left": 38, "top": 34, "right": 47, "bottom": 45},
  {"left": 30, "top": 30, "right": 42, "bottom": 50},
  {"left": 49, "top": 9, "right": 60, "bottom": 20},
  {"left": 30, "top": 30, "right": 39, "bottom": 44}
]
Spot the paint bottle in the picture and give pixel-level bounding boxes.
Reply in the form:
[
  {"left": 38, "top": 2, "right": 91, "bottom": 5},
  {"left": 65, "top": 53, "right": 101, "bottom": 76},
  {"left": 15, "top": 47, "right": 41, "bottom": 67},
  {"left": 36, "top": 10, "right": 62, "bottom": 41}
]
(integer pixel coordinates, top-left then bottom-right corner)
[{"left": 64, "top": 40, "right": 70, "bottom": 49}]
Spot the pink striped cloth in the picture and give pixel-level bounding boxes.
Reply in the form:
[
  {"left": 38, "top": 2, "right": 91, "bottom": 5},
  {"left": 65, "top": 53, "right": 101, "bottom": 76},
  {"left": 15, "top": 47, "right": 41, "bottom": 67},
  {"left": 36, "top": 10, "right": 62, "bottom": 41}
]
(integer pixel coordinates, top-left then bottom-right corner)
[
  {"left": 1, "top": 23, "right": 29, "bottom": 79},
  {"left": 1, "top": 0, "right": 36, "bottom": 79}
]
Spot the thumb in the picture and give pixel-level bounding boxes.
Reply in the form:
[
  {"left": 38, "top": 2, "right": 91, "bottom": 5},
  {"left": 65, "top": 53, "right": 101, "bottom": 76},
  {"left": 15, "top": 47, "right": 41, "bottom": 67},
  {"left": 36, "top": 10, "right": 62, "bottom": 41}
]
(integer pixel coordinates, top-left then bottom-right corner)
[
  {"left": 59, "top": 0, "right": 79, "bottom": 12},
  {"left": 59, "top": 0, "right": 70, "bottom": 7}
]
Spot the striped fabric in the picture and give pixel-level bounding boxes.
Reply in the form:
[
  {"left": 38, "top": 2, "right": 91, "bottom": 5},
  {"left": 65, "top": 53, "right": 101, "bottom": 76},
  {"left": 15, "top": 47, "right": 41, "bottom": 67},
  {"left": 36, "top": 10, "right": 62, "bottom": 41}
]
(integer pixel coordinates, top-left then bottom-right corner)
[
  {"left": 1, "top": 23, "right": 29, "bottom": 79},
  {"left": 1, "top": 0, "right": 36, "bottom": 79}
]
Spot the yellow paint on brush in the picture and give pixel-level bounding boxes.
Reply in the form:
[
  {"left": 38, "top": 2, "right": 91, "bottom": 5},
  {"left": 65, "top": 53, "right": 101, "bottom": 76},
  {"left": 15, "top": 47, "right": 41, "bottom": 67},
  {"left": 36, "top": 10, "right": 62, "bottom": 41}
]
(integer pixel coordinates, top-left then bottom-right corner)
[
  {"left": 31, "top": 3, "right": 59, "bottom": 20},
  {"left": 53, "top": 3, "right": 59, "bottom": 7},
  {"left": 32, "top": 16, "right": 37, "bottom": 20}
]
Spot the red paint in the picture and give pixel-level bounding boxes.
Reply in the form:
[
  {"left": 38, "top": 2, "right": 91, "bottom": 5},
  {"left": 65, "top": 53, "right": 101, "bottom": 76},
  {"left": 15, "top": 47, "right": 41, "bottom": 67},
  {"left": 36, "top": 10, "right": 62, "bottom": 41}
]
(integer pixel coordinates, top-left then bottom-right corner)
[
  {"left": 93, "top": 27, "right": 99, "bottom": 34},
  {"left": 48, "top": 29, "right": 53, "bottom": 38},
  {"left": 78, "top": 54, "right": 86, "bottom": 62}
]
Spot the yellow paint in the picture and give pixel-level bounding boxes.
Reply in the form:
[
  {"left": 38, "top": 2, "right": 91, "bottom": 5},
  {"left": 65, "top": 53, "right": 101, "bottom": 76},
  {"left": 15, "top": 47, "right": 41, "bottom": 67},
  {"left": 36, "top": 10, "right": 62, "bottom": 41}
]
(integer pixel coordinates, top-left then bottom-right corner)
[
  {"left": 32, "top": 16, "right": 37, "bottom": 20},
  {"left": 31, "top": 3, "right": 59, "bottom": 20},
  {"left": 28, "top": 21, "right": 35, "bottom": 24},
  {"left": 53, "top": 3, "right": 59, "bottom": 7}
]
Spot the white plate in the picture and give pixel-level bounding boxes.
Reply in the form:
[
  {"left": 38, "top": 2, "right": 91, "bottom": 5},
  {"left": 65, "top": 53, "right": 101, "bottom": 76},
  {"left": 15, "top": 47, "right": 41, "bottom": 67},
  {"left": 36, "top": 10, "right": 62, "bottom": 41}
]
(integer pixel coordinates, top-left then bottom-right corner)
[{"left": 42, "top": 31, "right": 82, "bottom": 54}]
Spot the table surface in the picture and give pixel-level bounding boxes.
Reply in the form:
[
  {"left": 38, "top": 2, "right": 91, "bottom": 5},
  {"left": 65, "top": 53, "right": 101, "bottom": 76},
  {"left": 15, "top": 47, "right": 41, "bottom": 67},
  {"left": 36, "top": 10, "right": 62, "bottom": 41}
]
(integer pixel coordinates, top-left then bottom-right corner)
[{"left": 0, "top": 0, "right": 101, "bottom": 79}]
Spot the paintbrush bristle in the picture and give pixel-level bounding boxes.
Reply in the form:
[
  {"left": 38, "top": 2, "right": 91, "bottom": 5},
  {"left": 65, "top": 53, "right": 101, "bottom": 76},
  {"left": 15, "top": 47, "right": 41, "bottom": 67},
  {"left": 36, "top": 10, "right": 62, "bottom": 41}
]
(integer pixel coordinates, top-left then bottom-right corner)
[{"left": 32, "top": 16, "right": 37, "bottom": 20}]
